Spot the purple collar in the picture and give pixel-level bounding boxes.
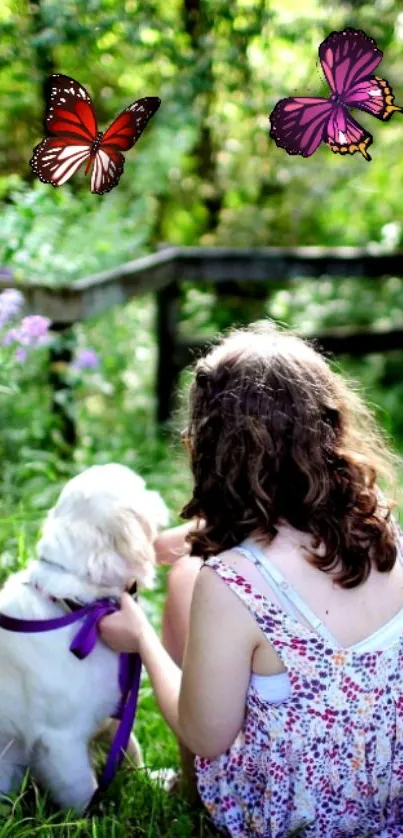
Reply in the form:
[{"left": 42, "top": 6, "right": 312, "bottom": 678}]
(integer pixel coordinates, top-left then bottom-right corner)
[{"left": 0, "top": 598, "right": 141, "bottom": 801}]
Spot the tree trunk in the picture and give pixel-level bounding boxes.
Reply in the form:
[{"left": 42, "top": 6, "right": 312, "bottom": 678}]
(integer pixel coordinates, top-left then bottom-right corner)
[{"left": 183, "top": 0, "right": 222, "bottom": 236}]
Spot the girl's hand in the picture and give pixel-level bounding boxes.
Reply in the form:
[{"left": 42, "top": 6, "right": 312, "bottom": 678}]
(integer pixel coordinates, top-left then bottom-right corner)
[
  {"left": 99, "top": 593, "right": 149, "bottom": 654},
  {"left": 154, "top": 520, "right": 204, "bottom": 565}
]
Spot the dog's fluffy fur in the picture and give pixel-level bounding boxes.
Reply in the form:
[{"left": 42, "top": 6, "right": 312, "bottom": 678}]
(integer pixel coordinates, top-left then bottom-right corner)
[{"left": 0, "top": 463, "right": 168, "bottom": 812}]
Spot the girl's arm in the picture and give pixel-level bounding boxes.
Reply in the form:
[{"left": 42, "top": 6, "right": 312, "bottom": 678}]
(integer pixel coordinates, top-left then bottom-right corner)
[
  {"left": 100, "top": 564, "right": 256, "bottom": 758},
  {"left": 154, "top": 520, "right": 202, "bottom": 565},
  {"left": 99, "top": 595, "right": 182, "bottom": 736},
  {"left": 177, "top": 566, "right": 253, "bottom": 757}
]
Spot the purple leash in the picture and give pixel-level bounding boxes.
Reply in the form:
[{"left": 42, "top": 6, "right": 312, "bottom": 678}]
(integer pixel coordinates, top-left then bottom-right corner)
[{"left": 0, "top": 599, "right": 141, "bottom": 796}]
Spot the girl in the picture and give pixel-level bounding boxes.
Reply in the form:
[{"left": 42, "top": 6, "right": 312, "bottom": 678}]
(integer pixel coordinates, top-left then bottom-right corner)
[{"left": 101, "top": 322, "right": 403, "bottom": 837}]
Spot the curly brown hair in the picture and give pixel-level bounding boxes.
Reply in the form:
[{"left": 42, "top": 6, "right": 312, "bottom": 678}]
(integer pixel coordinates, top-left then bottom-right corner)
[{"left": 181, "top": 321, "right": 399, "bottom": 588}]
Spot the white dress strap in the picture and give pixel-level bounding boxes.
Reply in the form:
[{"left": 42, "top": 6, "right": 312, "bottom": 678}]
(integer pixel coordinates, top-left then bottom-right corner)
[
  {"left": 235, "top": 545, "right": 301, "bottom": 622},
  {"left": 395, "top": 523, "right": 403, "bottom": 565},
  {"left": 235, "top": 539, "right": 338, "bottom": 645}
]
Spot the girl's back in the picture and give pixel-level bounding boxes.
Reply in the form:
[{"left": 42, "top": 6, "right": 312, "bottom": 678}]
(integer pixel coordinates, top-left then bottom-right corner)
[
  {"left": 227, "top": 522, "right": 403, "bottom": 673},
  {"left": 196, "top": 525, "right": 403, "bottom": 836}
]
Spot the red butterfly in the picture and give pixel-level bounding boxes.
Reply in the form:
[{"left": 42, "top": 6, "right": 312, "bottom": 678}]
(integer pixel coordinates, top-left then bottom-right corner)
[{"left": 30, "top": 74, "right": 161, "bottom": 195}]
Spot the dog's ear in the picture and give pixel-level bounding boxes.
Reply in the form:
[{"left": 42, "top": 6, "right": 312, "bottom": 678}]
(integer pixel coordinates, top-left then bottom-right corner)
[
  {"left": 86, "top": 549, "right": 132, "bottom": 590},
  {"left": 87, "top": 508, "right": 156, "bottom": 590},
  {"left": 88, "top": 491, "right": 169, "bottom": 590}
]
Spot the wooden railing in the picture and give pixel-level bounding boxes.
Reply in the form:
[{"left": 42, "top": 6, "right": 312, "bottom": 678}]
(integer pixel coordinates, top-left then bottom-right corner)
[{"left": 2, "top": 245, "right": 403, "bottom": 444}]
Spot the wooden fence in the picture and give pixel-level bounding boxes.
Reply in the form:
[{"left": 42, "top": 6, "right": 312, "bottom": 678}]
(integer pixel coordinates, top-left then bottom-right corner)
[{"left": 2, "top": 245, "right": 403, "bottom": 444}]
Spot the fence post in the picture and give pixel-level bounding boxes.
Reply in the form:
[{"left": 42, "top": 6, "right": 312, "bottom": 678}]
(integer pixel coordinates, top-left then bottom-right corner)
[
  {"left": 49, "top": 324, "right": 77, "bottom": 451},
  {"left": 156, "top": 282, "right": 180, "bottom": 423}
]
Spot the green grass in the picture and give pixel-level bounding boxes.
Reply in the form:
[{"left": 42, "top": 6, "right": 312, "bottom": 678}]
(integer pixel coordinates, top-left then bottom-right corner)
[{"left": 0, "top": 770, "right": 218, "bottom": 837}]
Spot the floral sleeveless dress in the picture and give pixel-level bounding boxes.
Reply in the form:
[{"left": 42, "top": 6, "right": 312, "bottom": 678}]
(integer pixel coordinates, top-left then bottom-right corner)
[{"left": 194, "top": 555, "right": 403, "bottom": 837}]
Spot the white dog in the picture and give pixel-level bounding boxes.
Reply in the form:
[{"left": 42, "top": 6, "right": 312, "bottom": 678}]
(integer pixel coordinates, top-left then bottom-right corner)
[{"left": 0, "top": 463, "right": 168, "bottom": 812}]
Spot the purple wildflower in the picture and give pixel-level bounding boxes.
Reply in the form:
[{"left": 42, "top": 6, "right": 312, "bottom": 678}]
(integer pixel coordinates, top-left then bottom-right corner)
[
  {"left": 19, "top": 315, "right": 51, "bottom": 344},
  {"left": 74, "top": 349, "right": 99, "bottom": 370},
  {"left": 15, "top": 347, "right": 27, "bottom": 363},
  {"left": 0, "top": 289, "right": 24, "bottom": 328},
  {"left": 2, "top": 315, "right": 51, "bottom": 349},
  {"left": 2, "top": 328, "right": 20, "bottom": 346}
]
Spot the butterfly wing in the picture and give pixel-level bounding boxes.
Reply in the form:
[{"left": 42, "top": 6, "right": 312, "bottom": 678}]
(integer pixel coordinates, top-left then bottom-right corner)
[
  {"left": 270, "top": 97, "right": 334, "bottom": 157},
  {"left": 30, "top": 74, "right": 97, "bottom": 186},
  {"left": 319, "top": 29, "right": 383, "bottom": 97},
  {"left": 30, "top": 136, "right": 92, "bottom": 187},
  {"left": 90, "top": 149, "right": 124, "bottom": 195},
  {"left": 44, "top": 74, "right": 98, "bottom": 142},
  {"left": 90, "top": 97, "right": 161, "bottom": 195},
  {"left": 343, "top": 75, "right": 402, "bottom": 121},
  {"left": 101, "top": 97, "right": 161, "bottom": 152},
  {"left": 325, "top": 105, "right": 373, "bottom": 160}
]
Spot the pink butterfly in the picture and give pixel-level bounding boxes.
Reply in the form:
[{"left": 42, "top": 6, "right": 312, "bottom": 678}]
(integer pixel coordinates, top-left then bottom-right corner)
[{"left": 269, "top": 28, "right": 402, "bottom": 161}]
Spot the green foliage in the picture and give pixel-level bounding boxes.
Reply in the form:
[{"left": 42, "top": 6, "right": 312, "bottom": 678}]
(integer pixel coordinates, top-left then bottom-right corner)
[
  {"left": 0, "top": 0, "right": 402, "bottom": 265},
  {"left": 0, "top": 181, "right": 155, "bottom": 282}
]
